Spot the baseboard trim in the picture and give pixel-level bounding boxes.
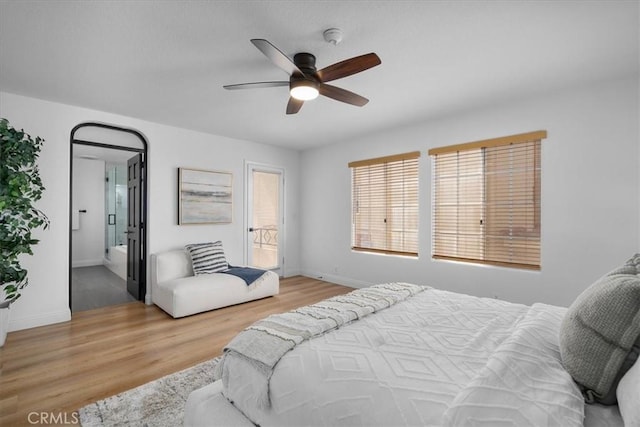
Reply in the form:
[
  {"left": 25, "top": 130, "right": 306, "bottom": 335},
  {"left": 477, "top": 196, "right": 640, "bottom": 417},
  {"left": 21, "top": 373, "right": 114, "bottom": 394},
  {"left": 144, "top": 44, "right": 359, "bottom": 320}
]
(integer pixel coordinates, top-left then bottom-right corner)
[
  {"left": 71, "top": 259, "right": 103, "bottom": 268},
  {"left": 300, "top": 270, "right": 371, "bottom": 289},
  {"left": 283, "top": 269, "right": 302, "bottom": 278},
  {"left": 8, "top": 308, "right": 71, "bottom": 332}
]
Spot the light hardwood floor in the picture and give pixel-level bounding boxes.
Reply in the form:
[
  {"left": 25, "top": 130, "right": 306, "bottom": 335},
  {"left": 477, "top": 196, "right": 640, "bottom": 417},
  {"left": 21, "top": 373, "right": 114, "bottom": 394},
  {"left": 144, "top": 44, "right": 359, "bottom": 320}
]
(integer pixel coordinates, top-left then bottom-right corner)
[{"left": 0, "top": 276, "right": 351, "bottom": 426}]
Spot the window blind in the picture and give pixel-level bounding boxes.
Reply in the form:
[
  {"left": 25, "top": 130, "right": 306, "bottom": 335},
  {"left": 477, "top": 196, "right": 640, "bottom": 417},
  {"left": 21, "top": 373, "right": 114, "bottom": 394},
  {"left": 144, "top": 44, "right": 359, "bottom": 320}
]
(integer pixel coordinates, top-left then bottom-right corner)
[
  {"left": 349, "top": 151, "right": 420, "bottom": 256},
  {"left": 429, "top": 131, "right": 545, "bottom": 270}
]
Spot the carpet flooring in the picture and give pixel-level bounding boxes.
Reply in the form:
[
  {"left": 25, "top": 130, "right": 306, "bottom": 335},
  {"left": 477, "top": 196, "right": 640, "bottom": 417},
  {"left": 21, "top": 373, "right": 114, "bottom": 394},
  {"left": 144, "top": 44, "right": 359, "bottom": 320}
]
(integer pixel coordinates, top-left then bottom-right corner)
[{"left": 78, "top": 357, "right": 220, "bottom": 426}]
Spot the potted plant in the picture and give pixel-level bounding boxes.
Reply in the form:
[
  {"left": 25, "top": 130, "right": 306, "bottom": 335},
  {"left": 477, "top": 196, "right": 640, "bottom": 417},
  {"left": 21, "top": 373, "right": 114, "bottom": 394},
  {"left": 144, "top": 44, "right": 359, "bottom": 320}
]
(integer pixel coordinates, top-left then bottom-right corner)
[{"left": 0, "top": 118, "right": 49, "bottom": 347}]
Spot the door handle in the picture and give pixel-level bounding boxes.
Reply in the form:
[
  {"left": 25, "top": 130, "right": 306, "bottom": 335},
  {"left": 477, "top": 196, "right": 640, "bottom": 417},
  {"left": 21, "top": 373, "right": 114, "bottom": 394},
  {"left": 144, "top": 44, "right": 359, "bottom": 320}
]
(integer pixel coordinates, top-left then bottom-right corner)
[{"left": 248, "top": 227, "right": 255, "bottom": 232}]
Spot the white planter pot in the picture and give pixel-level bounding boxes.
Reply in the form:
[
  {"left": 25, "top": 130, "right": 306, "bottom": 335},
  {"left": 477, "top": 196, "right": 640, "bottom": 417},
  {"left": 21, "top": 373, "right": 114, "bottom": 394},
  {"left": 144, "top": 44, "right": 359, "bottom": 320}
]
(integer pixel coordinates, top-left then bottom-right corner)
[{"left": 0, "top": 305, "right": 9, "bottom": 347}]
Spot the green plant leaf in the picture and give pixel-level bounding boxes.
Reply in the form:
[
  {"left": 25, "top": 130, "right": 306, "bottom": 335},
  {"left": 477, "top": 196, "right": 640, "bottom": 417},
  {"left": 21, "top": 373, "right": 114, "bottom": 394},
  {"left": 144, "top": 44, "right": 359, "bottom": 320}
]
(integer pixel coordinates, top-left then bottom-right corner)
[{"left": 0, "top": 118, "right": 49, "bottom": 302}]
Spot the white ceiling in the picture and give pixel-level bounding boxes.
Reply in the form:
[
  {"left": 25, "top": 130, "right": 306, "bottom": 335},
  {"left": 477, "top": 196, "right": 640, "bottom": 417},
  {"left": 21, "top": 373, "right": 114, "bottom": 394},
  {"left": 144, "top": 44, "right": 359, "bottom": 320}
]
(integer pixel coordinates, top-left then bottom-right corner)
[{"left": 1, "top": 1, "right": 638, "bottom": 151}]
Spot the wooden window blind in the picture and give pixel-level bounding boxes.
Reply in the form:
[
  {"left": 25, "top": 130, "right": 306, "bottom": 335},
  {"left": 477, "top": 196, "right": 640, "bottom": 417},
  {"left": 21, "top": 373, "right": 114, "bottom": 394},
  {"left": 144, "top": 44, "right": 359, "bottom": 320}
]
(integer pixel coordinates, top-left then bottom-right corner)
[
  {"left": 429, "top": 130, "right": 546, "bottom": 270},
  {"left": 349, "top": 151, "right": 420, "bottom": 256}
]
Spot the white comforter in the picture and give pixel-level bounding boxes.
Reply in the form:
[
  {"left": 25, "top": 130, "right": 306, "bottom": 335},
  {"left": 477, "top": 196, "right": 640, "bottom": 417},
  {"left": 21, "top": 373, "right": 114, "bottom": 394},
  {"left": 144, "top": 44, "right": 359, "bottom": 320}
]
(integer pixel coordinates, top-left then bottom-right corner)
[{"left": 220, "top": 288, "right": 585, "bottom": 426}]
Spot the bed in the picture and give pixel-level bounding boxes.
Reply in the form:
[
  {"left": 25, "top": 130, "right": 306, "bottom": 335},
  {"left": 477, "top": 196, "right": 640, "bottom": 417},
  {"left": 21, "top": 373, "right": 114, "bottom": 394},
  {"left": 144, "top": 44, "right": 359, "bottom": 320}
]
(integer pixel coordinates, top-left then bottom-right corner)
[{"left": 185, "top": 256, "right": 640, "bottom": 427}]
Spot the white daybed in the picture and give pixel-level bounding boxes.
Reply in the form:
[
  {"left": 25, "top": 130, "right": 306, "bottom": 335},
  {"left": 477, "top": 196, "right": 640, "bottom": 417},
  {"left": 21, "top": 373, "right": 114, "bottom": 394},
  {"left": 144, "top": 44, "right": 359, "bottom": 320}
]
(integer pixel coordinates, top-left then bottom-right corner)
[{"left": 150, "top": 249, "right": 279, "bottom": 318}]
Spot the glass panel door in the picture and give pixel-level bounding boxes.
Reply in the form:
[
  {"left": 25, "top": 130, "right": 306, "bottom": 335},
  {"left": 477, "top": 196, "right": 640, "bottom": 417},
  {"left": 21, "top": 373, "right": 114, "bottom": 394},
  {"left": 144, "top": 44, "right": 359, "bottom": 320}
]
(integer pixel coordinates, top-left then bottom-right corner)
[
  {"left": 105, "top": 162, "right": 128, "bottom": 259},
  {"left": 246, "top": 164, "right": 283, "bottom": 273},
  {"left": 105, "top": 166, "right": 116, "bottom": 259}
]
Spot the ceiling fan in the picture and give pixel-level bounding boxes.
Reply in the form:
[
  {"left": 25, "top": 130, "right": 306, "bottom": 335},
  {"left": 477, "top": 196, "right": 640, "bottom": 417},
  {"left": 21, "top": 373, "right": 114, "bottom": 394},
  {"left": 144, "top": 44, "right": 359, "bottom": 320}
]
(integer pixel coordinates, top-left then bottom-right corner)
[{"left": 223, "top": 38, "right": 381, "bottom": 115}]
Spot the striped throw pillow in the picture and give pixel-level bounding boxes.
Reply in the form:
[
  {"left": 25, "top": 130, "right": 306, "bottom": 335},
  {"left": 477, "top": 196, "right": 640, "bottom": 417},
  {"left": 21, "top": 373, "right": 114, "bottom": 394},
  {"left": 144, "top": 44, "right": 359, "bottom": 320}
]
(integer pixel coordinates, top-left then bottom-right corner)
[{"left": 185, "top": 241, "right": 228, "bottom": 275}]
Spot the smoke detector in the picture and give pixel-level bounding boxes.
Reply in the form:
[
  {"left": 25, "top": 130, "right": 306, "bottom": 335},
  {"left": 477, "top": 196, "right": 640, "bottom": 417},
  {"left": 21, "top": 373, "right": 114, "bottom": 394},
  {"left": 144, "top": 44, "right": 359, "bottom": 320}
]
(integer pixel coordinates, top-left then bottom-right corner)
[{"left": 323, "top": 28, "right": 343, "bottom": 45}]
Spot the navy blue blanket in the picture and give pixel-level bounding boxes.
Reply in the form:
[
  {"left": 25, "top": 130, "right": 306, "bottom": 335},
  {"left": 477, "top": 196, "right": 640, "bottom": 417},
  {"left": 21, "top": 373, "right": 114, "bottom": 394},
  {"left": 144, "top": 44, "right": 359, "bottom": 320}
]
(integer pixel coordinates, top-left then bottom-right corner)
[{"left": 222, "top": 266, "right": 267, "bottom": 286}]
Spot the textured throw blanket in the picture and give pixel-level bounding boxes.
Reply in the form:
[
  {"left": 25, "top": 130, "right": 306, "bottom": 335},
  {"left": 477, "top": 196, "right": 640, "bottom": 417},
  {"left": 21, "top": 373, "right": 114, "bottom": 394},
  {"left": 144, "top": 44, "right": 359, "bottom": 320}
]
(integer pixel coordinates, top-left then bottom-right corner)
[
  {"left": 222, "top": 266, "right": 267, "bottom": 287},
  {"left": 214, "top": 282, "right": 427, "bottom": 408}
]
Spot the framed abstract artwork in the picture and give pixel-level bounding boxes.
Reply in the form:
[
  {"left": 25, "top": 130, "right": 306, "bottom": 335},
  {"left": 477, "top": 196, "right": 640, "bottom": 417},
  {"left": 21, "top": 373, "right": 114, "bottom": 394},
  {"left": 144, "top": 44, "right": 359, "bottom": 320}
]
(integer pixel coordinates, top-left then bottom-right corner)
[{"left": 178, "top": 168, "right": 232, "bottom": 224}]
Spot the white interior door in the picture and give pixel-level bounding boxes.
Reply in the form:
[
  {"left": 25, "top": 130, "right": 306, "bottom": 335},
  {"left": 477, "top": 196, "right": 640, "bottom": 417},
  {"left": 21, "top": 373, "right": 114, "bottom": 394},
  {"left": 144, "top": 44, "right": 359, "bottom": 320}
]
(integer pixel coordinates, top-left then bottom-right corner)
[{"left": 245, "top": 163, "right": 284, "bottom": 275}]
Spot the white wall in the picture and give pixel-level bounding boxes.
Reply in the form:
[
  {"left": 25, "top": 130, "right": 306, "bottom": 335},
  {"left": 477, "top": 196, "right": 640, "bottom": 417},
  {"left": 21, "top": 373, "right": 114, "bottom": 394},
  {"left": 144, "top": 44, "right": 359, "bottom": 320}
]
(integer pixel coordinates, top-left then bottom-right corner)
[
  {"left": 1, "top": 91, "right": 301, "bottom": 331},
  {"left": 1, "top": 75, "right": 637, "bottom": 331},
  {"left": 300, "top": 77, "right": 640, "bottom": 308},
  {"left": 71, "top": 158, "right": 105, "bottom": 267}
]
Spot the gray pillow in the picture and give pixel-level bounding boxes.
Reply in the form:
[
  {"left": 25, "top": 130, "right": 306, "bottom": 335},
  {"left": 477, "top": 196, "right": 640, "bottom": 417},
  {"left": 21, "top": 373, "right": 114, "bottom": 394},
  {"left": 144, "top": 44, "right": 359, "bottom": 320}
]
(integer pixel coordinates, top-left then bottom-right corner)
[{"left": 559, "top": 253, "right": 640, "bottom": 405}]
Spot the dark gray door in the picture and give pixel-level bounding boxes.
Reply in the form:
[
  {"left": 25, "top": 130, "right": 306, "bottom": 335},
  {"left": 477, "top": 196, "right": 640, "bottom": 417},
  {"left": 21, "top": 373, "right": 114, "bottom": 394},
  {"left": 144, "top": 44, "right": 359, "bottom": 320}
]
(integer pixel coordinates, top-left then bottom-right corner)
[{"left": 126, "top": 153, "right": 143, "bottom": 299}]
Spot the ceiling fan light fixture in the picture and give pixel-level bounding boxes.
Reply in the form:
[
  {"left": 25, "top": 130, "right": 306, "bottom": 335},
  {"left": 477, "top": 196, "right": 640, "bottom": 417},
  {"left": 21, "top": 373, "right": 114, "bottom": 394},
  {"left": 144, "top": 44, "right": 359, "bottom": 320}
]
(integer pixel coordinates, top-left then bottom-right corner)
[
  {"left": 290, "top": 79, "right": 319, "bottom": 101},
  {"left": 224, "top": 38, "right": 381, "bottom": 114}
]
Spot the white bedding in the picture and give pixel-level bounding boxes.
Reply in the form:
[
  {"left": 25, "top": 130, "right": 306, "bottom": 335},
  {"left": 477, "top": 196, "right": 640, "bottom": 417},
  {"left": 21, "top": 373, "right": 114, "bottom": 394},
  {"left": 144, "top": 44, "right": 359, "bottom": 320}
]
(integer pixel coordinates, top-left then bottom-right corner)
[{"left": 186, "top": 287, "right": 622, "bottom": 426}]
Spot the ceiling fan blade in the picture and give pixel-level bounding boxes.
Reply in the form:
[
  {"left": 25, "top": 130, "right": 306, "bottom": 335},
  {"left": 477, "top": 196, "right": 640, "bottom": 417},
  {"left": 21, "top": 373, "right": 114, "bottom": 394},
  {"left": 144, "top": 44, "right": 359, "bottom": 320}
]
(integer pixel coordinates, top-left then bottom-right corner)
[
  {"left": 286, "top": 97, "right": 304, "bottom": 115},
  {"left": 317, "top": 53, "right": 381, "bottom": 83},
  {"left": 319, "top": 83, "right": 369, "bottom": 107},
  {"left": 251, "top": 39, "right": 304, "bottom": 77},
  {"left": 223, "top": 81, "right": 289, "bottom": 90}
]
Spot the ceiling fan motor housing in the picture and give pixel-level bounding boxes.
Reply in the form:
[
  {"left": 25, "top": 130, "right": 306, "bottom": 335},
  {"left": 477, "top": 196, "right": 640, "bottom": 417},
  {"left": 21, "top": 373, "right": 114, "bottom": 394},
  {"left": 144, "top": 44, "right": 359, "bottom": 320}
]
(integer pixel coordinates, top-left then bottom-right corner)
[
  {"left": 293, "top": 53, "right": 318, "bottom": 76},
  {"left": 290, "top": 53, "right": 320, "bottom": 101}
]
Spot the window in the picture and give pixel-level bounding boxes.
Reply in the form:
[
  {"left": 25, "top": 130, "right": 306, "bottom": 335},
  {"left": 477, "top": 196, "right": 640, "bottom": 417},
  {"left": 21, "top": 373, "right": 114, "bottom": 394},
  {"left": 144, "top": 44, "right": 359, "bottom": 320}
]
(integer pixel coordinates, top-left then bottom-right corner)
[
  {"left": 349, "top": 151, "right": 420, "bottom": 256},
  {"left": 429, "top": 130, "right": 546, "bottom": 270}
]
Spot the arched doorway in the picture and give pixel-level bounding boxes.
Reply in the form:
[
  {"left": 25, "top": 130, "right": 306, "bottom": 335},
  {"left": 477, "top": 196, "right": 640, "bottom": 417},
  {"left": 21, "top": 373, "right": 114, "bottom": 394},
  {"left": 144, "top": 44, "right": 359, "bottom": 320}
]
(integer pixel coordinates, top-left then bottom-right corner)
[{"left": 69, "top": 123, "right": 148, "bottom": 311}]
